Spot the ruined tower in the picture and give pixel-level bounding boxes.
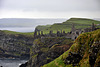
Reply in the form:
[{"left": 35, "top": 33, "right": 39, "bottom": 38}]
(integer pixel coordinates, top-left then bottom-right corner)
[
  {"left": 49, "top": 30, "right": 53, "bottom": 37},
  {"left": 38, "top": 31, "right": 40, "bottom": 35},
  {"left": 71, "top": 23, "right": 76, "bottom": 32},
  {"left": 61, "top": 30, "right": 62, "bottom": 34},
  {"left": 63, "top": 31, "right": 65, "bottom": 34},
  {"left": 91, "top": 23, "right": 95, "bottom": 31},
  {"left": 57, "top": 30, "right": 60, "bottom": 36},
  {"left": 41, "top": 31, "right": 43, "bottom": 36}
]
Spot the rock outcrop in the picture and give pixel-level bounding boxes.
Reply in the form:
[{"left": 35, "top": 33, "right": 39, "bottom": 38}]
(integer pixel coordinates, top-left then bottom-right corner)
[
  {"left": 43, "top": 29, "right": 100, "bottom": 67},
  {"left": 26, "top": 37, "right": 73, "bottom": 67},
  {"left": 0, "top": 30, "right": 34, "bottom": 59},
  {"left": 19, "top": 62, "right": 28, "bottom": 67}
]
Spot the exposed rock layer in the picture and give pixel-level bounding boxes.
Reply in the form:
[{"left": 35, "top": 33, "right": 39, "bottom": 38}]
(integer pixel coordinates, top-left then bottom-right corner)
[
  {"left": 0, "top": 30, "right": 34, "bottom": 59},
  {"left": 27, "top": 37, "right": 73, "bottom": 67},
  {"left": 42, "top": 29, "right": 100, "bottom": 67}
]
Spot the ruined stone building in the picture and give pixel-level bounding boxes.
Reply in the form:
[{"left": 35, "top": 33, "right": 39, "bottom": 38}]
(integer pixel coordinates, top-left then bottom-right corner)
[
  {"left": 34, "top": 23, "right": 99, "bottom": 40},
  {"left": 84, "top": 23, "right": 96, "bottom": 32},
  {"left": 65, "top": 24, "right": 83, "bottom": 40}
]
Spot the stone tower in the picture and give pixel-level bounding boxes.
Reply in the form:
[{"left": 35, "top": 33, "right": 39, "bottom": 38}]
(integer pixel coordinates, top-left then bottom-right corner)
[
  {"left": 71, "top": 23, "right": 76, "bottom": 31},
  {"left": 91, "top": 23, "right": 95, "bottom": 31},
  {"left": 61, "top": 30, "right": 62, "bottom": 34},
  {"left": 63, "top": 31, "right": 65, "bottom": 34},
  {"left": 57, "top": 30, "right": 60, "bottom": 36},
  {"left": 49, "top": 30, "right": 53, "bottom": 35},
  {"left": 49, "top": 30, "right": 53, "bottom": 37},
  {"left": 41, "top": 31, "right": 43, "bottom": 35},
  {"left": 38, "top": 31, "right": 40, "bottom": 35}
]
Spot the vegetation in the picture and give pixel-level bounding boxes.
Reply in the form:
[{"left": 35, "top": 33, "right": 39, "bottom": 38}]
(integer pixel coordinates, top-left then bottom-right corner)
[
  {"left": 1, "top": 30, "right": 34, "bottom": 37},
  {"left": 0, "top": 30, "right": 34, "bottom": 59},
  {"left": 28, "top": 37, "right": 74, "bottom": 67},
  {"left": 36, "top": 18, "right": 100, "bottom": 34},
  {"left": 42, "top": 29, "right": 100, "bottom": 67}
]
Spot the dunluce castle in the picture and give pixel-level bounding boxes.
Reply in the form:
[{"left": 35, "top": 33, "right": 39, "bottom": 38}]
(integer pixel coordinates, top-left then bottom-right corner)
[{"left": 34, "top": 23, "right": 99, "bottom": 40}]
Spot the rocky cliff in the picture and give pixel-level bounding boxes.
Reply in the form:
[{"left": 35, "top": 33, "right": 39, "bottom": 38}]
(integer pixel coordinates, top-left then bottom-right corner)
[
  {"left": 43, "top": 29, "right": 100, "bottom": 67},
  {"left": 25, "top": 37, "right": 73, "bottom": 67},
  {"left": 0, "top": 30, "right": 34, "bottom": 59}
]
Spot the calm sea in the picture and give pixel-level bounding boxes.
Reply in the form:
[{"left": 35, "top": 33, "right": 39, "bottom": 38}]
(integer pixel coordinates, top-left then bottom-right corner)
[{"left": 0, "top": 59, "right": 27, "bottom": 67}]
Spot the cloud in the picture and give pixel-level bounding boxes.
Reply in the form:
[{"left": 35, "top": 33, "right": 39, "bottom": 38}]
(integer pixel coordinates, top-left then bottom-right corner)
[
  {"left": 0, "top": 0, "right": 100, "bottom": 18},
  {"left": 1, "top": 0, "right": 100, "bottom": 11},
  {"left": 0, "top": 9, "right": 100, "bottom": 18}
]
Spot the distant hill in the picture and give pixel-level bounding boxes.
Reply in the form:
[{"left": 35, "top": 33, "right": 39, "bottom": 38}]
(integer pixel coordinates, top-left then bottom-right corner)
[
  {"left": 94, "top": 18, "right": 100, "bottom": 21},
  {"left": 1, "top": 30, "right": 34, "bottom": 37},
  {"left": 36, "top": 18, "right": 100, "bottom": 34}
]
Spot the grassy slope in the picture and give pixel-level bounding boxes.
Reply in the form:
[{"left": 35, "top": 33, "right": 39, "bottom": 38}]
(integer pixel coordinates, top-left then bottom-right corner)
[
  {"left": 1, "top": 30, "right": 34, "bottom": 37},
  {"left": 42, "top": 29, "right": 100, "bottom": 67},
  {"left": 36, "top": 18, "right": 100, "bottom": 34}
]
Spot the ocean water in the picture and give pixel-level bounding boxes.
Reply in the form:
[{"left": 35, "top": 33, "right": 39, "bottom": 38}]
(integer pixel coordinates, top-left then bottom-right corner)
[
  {"left": 0, "top": 27, "right": 35, "bottom": 32},
  {"left": 0, "top": 18, "right": 67, "bottom": 32},
  {"left": 0, "top": 59, "right": 27, "bottom": 67}
]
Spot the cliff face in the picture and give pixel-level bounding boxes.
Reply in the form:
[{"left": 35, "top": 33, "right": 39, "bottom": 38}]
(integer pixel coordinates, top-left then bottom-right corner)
[
  {"left": 26, "top": 37, "right": 73, "bottom": 67},
  {"left": 0, "top": 30, "right": 34, "bottom": 59},
  {"left": 43, "top": 29, "right": 100, "bottom": 67}
]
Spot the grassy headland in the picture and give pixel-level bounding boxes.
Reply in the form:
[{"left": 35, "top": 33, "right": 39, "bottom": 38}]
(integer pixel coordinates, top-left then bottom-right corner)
[
  {"left": 1, "top": 30, "right": 34, "bottom": 37},
  {"left": 36, "top": 18, "right": 100, "bottom": 34}
]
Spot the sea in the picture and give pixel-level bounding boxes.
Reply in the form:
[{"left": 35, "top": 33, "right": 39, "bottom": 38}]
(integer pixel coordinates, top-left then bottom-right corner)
[
  {"left": 0, "top": 27, "right": 35, "bottom": 32},
  {"left": 0, "top": 18, "right": 67, "bottom": 32},
  {"left": 0, "top": 59, "right": 27, "bottom": 67}
]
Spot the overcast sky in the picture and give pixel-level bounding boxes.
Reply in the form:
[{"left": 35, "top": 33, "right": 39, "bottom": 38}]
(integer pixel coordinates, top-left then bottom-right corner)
[{"left": 0, "top": 0, "right": 100, "bottom": 18}]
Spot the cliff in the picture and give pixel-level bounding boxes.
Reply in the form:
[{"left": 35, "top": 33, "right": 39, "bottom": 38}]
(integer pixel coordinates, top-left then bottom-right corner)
[
  {"left": 0, "top": 30, "right": 34, "bottom": 59},
  {"left": 19, "top": 18, "right": 100, "bottom": 67},
  {"left": 42, "top": 29, "right": 100, "bottom": 67},
  {"left": 25, "top": 37, "right": 73, "bottom": 67}
]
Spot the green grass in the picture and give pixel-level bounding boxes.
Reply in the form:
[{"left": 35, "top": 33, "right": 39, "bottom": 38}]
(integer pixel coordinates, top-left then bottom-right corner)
[
  {"left": 36, "top": 18, "right": 100, "bottom": 34},
  {"left": 43, "top": 50, "right": 70, "bottom": 67},
  {"left": 1, "top": 30, "right": 34, "bottom": 37},
  {"left": 67, "top": 18, "right": 100, "bottom": 24}
]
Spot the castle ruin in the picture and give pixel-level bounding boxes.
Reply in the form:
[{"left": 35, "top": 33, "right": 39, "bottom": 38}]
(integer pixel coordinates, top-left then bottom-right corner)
[{"left": 34, "top": 23, "right": 99, "bottom": 40}]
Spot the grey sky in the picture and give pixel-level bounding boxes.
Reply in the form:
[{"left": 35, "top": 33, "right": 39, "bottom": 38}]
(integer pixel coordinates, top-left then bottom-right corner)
[{"left": 0, "top": 0, "right": 100, "bottom": 18}]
